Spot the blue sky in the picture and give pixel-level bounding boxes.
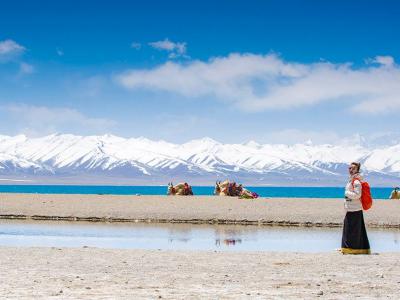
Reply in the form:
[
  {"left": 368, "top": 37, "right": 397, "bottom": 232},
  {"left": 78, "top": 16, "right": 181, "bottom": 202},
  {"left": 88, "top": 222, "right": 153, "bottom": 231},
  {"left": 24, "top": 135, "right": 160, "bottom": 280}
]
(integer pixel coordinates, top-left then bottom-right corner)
[{"left": 1, "top": 0, "right": 400, "bottom": 144}]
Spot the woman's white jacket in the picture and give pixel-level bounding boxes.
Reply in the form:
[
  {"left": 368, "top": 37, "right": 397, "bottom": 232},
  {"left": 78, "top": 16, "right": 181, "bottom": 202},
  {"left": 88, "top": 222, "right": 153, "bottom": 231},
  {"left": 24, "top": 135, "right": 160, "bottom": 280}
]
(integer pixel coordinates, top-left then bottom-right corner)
[{"left": 344, "top": 174, "right": 363, "bottom": 212}]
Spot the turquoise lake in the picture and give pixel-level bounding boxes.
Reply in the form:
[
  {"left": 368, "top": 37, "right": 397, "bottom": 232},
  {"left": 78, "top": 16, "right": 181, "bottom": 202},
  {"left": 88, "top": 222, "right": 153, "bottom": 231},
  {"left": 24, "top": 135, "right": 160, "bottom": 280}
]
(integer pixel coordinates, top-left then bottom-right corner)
[{"left": 0, "top": 185, "right": 395, "bottom": 199}]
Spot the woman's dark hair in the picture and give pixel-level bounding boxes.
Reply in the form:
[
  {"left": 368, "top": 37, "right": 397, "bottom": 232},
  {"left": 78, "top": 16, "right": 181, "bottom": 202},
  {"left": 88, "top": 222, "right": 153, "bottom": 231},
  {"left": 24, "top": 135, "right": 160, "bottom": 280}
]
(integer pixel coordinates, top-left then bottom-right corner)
[{"left": 351, "top": 162, "right": 361, "bottom": 172}]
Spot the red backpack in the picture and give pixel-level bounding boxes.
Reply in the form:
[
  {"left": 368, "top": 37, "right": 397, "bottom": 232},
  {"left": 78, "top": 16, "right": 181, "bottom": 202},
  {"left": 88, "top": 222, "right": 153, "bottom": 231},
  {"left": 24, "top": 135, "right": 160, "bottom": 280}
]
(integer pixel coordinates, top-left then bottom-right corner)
[{"left": 352, "top": 178, "right": 373, "bottom": 210}]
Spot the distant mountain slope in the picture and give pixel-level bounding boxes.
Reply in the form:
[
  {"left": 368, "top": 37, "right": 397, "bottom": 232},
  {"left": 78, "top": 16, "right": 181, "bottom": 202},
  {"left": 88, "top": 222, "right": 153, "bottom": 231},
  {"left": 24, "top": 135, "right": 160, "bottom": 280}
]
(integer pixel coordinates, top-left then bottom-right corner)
[{"left": 0, "top": 134, "right": 399, "bottom": 186}]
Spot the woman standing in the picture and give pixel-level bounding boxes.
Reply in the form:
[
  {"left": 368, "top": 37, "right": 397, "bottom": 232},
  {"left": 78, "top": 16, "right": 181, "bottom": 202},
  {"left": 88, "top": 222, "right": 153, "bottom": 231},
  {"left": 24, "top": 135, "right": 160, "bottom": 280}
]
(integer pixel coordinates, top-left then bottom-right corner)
[{"left": 341, "top": 162, "right": 370, "bottom": 254}]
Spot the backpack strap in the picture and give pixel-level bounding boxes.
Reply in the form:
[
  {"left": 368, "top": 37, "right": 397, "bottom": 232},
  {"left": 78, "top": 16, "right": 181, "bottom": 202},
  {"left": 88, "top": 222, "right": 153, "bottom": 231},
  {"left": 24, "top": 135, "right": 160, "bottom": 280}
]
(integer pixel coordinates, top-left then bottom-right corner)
[{"left": 351, "top": 176, "right": 362, "bottom": 187}]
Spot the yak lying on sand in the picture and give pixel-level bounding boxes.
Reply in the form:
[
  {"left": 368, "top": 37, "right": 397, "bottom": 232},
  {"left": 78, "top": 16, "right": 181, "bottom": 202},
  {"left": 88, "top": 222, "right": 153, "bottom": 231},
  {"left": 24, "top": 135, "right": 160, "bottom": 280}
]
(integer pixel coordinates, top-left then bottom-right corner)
[
  {"left": 214, "top": 180, "right": 240, "bottom": 196},
  {"left": 214, "top": 180, "right": 259, "bottom": 199},
  {"left": 167, "top": 182, "right": 194, "bottom": 196}
]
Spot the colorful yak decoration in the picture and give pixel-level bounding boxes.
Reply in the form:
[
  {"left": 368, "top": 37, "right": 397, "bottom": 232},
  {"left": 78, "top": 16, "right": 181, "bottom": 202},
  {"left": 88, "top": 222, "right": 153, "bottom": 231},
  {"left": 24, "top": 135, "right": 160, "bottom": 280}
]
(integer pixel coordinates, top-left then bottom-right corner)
[
  {"left": 167, "top": 182, "right": 194, "bottom": 196},
  {"left": 214, "top": 180, "right": 259, "bottom": 199}
]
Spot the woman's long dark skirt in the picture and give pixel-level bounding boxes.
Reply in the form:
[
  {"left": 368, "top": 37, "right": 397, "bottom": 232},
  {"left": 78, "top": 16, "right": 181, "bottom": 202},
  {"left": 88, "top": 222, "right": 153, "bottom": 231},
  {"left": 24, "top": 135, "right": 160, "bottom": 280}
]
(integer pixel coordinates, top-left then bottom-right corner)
[{"left": 341, "top": 210, "right": 370, "bottom": 254}]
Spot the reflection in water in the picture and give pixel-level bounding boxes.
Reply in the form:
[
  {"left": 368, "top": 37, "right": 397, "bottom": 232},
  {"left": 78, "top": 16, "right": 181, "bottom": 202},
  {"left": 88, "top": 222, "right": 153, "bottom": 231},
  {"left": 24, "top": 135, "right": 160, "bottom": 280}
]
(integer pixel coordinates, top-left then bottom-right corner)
[
  {"left": 168, "top": 238, "right": 190, "bottom": 243},
  {"left": 393, "top": 232, "right": 399, "bottom": 244},
  {"left": 215, "top": 239, "right": 242, "bottom": 247},
  {"left": 213, "top": 226, "right": 248, "bottom": 247},
  {"left": 0, "top": 220, "right": 399, "bottom": 253}
]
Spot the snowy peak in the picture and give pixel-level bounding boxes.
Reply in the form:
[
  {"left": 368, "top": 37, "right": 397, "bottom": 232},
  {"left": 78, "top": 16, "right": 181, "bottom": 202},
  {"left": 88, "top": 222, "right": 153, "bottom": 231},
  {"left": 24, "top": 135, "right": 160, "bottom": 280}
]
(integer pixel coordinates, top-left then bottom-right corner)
[{"left": 0, "top": 134, "right": 399, "bottom": 185}]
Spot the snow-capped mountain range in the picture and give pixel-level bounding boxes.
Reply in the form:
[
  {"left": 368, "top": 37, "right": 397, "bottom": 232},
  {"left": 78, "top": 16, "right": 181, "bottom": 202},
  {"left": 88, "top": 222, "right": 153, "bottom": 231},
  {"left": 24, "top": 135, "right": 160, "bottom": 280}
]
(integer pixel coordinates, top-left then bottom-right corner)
[{"left": 0, "top": 134, "right": 399, "bottom": 186}]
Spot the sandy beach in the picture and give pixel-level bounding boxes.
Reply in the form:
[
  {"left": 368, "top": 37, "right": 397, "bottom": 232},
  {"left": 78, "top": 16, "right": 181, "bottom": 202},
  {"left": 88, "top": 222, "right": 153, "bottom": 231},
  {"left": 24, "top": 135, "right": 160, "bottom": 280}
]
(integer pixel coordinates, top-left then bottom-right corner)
[
  {"left": 0, "top": 193, "right": 399, "bottom": 227},
  {"left": 0, "top": 247, "right": 399, "bottom": 299},
  {"left": 1, "top": 194, "right": 400, "bottom": 299}
]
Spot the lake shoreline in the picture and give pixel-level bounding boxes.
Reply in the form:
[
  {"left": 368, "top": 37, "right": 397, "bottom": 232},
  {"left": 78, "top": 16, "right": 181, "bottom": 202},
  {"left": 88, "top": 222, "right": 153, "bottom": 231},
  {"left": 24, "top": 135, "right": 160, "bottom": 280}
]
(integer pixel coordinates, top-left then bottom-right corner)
[{"left": 1, "top": 213, "right": 399, "bottom": 229}]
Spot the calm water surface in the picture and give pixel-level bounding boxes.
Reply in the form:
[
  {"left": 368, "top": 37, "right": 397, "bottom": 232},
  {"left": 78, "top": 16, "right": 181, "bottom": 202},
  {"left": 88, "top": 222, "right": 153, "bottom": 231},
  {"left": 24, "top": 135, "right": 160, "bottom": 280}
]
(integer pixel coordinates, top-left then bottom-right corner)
[{"left": 0, "top": 220, "right": 399, "bottom": 252}]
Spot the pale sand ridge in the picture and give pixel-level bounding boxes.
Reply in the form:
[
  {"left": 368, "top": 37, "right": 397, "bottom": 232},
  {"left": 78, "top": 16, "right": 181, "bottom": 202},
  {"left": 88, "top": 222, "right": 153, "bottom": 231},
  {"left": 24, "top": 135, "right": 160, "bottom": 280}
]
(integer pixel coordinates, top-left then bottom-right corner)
[{"left": 0, "top": 193, "right": 399, "bottom": 227}]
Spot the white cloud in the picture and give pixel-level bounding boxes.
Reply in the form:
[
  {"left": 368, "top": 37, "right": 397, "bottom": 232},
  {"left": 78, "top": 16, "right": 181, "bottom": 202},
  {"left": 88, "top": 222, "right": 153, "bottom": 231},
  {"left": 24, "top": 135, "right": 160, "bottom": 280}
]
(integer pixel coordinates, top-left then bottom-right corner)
[
  {"left": 0, "top": 104, "right": 116, "bottom": 136},
  {"left": 148, "top": 38, "right": 187, "bottom": 58},
  {"left": 131, "top": 42, "right": 141, "bottom": 50},
  {"left": 116, "top": 53, "right": 400, "bottom": 113},
  {"left": 0, "top": 39, "right": 25, "bottom": 56},
  {"left": 19, "top": 62, "right": 35, "bottom": 74},
  {"left": 0, "top": 40, "right": 26, "bottom": 62},
  {"left": 371, "top": 55, "right": 395, "bottom": 67}
]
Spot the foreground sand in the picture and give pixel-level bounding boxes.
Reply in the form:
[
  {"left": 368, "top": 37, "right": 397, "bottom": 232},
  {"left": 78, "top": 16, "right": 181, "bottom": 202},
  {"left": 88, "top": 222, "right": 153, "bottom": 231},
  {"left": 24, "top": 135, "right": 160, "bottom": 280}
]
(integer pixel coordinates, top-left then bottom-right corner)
[
  {"left": 1, "top": 193, "right": 399, "bottom": 227},
  {"left": 1, "top": 194, "right": 400, "bottom": 298},
  {"left": 0, "top": 247, "right": 399, "bottom": 299}
]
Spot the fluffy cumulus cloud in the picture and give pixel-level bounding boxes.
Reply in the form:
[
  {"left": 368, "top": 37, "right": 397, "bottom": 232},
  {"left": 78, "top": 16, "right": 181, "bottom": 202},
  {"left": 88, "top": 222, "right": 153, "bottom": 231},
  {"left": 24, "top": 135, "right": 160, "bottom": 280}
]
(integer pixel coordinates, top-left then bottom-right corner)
[
  {"left": 0, "top": 104, "right": 116, "bottom": 136},
  {"left": 0, "top": 39, "right": 26, "bottom": 61},
  {"left": 116, "top": 53, "right": 400, "bottom": 113},
  {"left": 148, "top": 38, "right": 187, "bottom": 58}
]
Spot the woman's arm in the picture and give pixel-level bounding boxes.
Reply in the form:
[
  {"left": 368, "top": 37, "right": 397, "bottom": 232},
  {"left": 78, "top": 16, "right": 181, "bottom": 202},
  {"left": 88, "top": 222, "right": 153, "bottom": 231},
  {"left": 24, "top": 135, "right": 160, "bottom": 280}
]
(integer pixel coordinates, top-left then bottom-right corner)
[{"left": 345, "top": 180, "right": 362, "bottom": 200}]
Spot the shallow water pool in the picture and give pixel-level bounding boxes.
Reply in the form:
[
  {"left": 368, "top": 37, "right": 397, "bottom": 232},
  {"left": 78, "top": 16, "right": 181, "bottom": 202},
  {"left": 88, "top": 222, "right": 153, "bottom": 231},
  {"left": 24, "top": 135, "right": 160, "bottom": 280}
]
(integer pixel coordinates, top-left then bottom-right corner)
[{"left": 0, "top": 220, "right": 399, "bottom": 252}]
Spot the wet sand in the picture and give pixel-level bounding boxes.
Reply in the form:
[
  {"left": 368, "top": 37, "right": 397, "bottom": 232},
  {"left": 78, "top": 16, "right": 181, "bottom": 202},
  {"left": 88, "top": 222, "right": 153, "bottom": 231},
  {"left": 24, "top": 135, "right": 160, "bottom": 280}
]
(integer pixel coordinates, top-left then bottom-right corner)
[
  {"left": 0, "top": 193, "right": 399, "bottom": 227},
  {"left": 0, "top": 247, "right": 399, "bottom": 299}
]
